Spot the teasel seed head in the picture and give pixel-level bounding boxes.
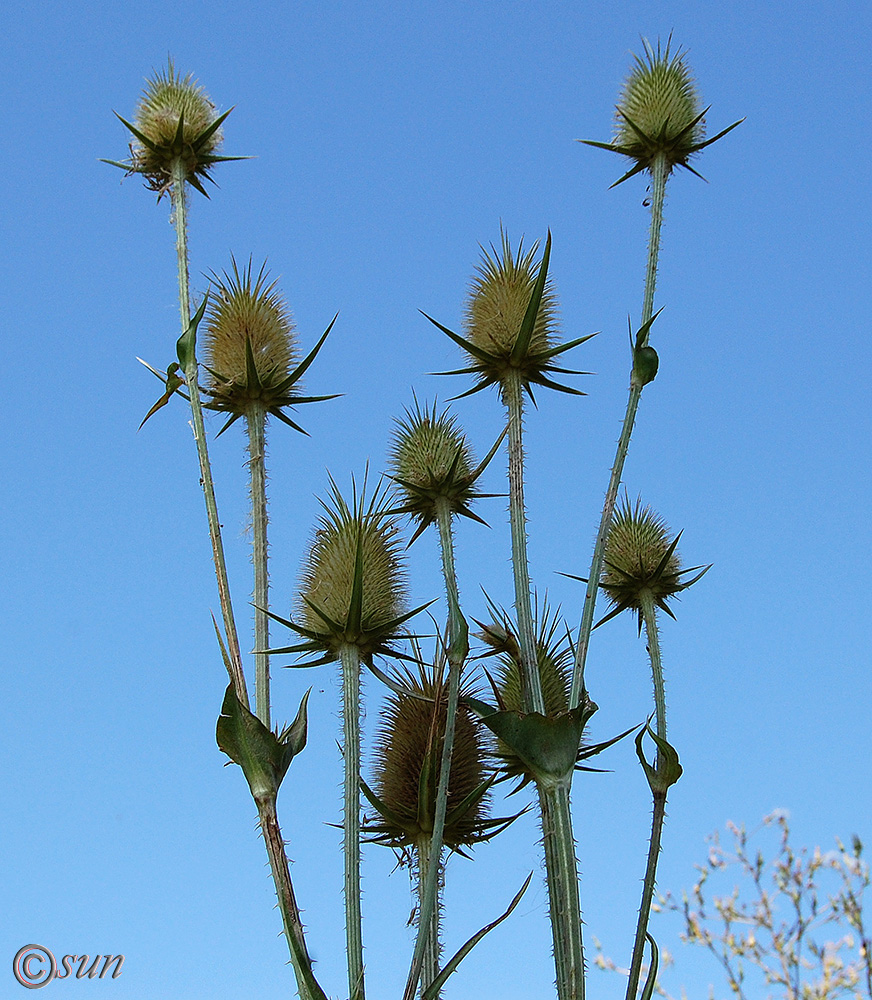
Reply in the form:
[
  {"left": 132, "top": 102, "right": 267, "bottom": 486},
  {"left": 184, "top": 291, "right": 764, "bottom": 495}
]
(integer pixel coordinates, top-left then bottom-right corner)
[
  {"left": 291, "top": 478, "right": 413, "bottom": 664},
  {"left": 580, "top": 37, "right": 743, "bottom": 187},
  {"left": 103, "top": 59, "right": 246, "bottom": 197},
  {"left": 364, "top": 659, "right": 500, "bottom": 851},
  {"left": 423, "top": 230, "right": 595, "bottom": 401},
  {"left": 598, "top": 495, "right": 710, "bottom": 631}
]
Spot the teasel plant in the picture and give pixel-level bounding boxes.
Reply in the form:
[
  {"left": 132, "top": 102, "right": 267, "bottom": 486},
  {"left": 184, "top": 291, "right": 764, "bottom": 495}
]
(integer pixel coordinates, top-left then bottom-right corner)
[
  {"left": 595, "top": 496, "right": 710, "bottom": 1000},
  {"left": 264, "top": 476, "right": 429, "bottom": 1000},
  {"left": 362, "top": 647, "right": 519, "bottom": 999},
  {"left": 387, "top": 398, "right": 521, "bottom": 1000},
  {"left": 423, "top": 233, "right": 596, "bottom": 1000},
  {"left": 202, "top": 256, "right": 338, "bottom": 726},
  {"left": 571, "top": 37, "right": 742, "bottom": 710},
  {"left": 104, "top": 63, "right": 330, "bottom": 1000}
]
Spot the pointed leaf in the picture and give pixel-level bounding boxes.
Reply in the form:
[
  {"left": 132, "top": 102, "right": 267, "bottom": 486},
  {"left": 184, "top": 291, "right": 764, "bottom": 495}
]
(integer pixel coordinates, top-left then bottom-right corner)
[
  {"left": 420, "top": 311, "right": 497, "bottom": 364},
  {"left": 640, "top": 934, "right": 660, "bottom": 1000},
  {"left": 635, "top": 724, "right": 683, "bottom": 794},
  {"left": 176, "top": 293, "right": 209, "bottom": 370},
  {"left": 479, "top": 705, "right": 589, "bottom": 788},
  {"left": 511, "top": 230, "right": 551, "bottom": 365},
  {"left": 190, "top": 106, "right": 234, "bottom": 151},
  {"left": 113, "top": 112, "right": 158, "bottom": 151}
]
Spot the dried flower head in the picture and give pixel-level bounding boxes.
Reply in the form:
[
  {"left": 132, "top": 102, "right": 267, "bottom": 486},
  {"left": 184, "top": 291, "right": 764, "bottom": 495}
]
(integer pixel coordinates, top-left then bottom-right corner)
[
  {"left": 104, "top": 60, "right": 245, "bottom": 197},
  {"left": 424, "top": 230, "right": 594, "bottom": 400},
  {"left": 581, "top": 38, "right": 743, "bottom": 187},
  {"left": 599, "top": 496, "right": 710, "bottom": 630},
  {"left": 289, "top": 479, "right": 412, "bottom": 664},
  {"left": 364, "top": 658, "right": 499, "bottom": 851}
]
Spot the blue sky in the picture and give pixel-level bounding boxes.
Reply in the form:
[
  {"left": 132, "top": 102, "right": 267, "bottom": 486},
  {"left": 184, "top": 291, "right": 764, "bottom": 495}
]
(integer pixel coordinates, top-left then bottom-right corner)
[{"left": 3, "top": 1, "right": 870, "bottom": 997}]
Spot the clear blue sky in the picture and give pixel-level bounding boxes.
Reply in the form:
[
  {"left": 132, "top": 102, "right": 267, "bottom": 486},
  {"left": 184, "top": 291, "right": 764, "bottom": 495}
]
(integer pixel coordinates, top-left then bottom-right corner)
[{"left": 3, "top": 2, "right": 870, "bottom": 998}]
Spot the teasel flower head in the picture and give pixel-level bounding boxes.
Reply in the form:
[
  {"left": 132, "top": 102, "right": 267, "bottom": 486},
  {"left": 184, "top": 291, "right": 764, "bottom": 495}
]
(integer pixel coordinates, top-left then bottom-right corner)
[
  {"left": 201, "top": 257, "right": 339, "bottom": 435},
  {"left": 102, "top": 59, "right": 247, "bottom": 197},
  {"left": 598, "top": 496, "right": 711, "bottom": 631},
  {"left": 363, "top": 655, "right": 513, "bottom": 853},
  {"left": 388, "top": 398, "right": 503, "bottom": 542},
  {"left": 581, "top": 37, "right": 743, "bottom": 187},
  {"left": 423, "top": 230, "right": 595, "bottom": 401},
  {"left": 268, "top": 477, "right": 430, "bottom": 667}
]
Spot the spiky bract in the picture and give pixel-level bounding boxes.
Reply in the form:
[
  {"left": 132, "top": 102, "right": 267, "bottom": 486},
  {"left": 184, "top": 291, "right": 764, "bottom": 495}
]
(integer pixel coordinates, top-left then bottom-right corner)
[
  {"left": 600, "top": 496, "right": 708, "bottom": 630},
  {"left": 203, "top": 258, "right": 298, "bottom": 417},
  {"left": 389, "top": 400, "right": 487, "bottom": 535},
  {"left": 296, "top": 481, "right": 408, "bottom": 662},
  {"left": 366, "top": 660, "right": 495, "bottom": 851}
]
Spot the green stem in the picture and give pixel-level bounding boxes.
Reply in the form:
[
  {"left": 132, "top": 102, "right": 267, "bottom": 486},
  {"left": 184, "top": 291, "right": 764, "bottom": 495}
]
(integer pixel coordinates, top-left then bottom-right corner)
[
  {"left": 570, "top": 152, "right": 669, "bottom": 710},
  {"left": 169, "top": 158, "right": 248, "bottom": 708},
  {"left": 625, "top": 592, "right": 667, "bottom": 1000},
  {"left": 339, "top": 641, "right": 365, "bottom": 1000},
  {"left": 246, "top": 404, "right": 270, "bottom": 726},
  {"left": 539, "top": 781, "right": 586, "bottom": 1000},
  {"left": 503, "top": 370, "right": 584, "bottom": 1000},
  {"left": 403, "top": 498, "right": 467, "bottom": 1000},
  {"left": 502, "top": 369, "right": 544, "bottom": 716},
  {"left": 258, "top": 796, "right": 329, "bottom": 1000},
  {"left": 415, "top": 834, "right": 444, "bottom": 998}
]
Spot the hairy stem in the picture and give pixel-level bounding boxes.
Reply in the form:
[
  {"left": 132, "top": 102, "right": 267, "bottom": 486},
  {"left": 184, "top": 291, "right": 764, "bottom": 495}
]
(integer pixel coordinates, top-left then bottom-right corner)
[
  {"left": 170, "top": 157, "right": 247, "bottom": 706},
  {"left": 570, "top": 152, "right": 669, "bottom": 709},
  {"left": 258, "top": 796, "right": 329, "bottom": 1000},
  {"left": 540, "top": 781, "right": 586, "bottom": 1000},
  {"left": 502, "top": 369, "right": 544, "bottom": 715},
  {"left": 246, "top": 404, "right": 270, "bottom": 726},
  {"left": 403, "top": 497, "right": 467, "bottom": 1000},
  {"left": 339, "top": 641, "right": 365, "bottom": 1000},
  {"left": 625, "top": 592, "right": 668, "bottom": 1000}
]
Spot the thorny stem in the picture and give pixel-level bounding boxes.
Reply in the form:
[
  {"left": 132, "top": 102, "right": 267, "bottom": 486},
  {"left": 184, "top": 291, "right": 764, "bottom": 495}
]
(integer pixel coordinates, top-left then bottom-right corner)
[
  {"left": 258, "top": 796, "right": 329, "bottom": 1000},
  {"left": 503, "top": 369, "right": 584, "bottom": 1000},
  {"left": 246, "top": 404, "right": 270, "bottom": 726},
  {"left": 539, "top": 782, "right": 586, "bottom": 1000},
  {"left": 570, "top": 152, "right": 669, "bottom": 709},
  {"left": 625, "top": 591, "right": 668, "bottom": 1000},
  {"left": 340, "top": 641, "right": 365, "bottom": 1000},
  {"left": 170, "top": 157, "right": 247, "bottom": 707},
  {"left": 403, "top": 497, "right": 467, "bottom": 1000}
]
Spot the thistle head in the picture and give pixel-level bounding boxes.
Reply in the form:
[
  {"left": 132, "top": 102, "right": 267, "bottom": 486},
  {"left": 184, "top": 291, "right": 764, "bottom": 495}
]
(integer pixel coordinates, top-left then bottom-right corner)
[
  {"left": 202, "top": 258, "right": 298, "bottom": 424},
  {"left": 423, "top": 230, "right": 594, "bottom": 401},
  {"left": 581, "top": 38, "right": 743, "bottom": 186},
  {"left": 294, "top": 478, "right": 409, "bottom": 662},
  {"left": 389, "top": 399, "right": 497, "bottom": 538},
  {"left": 599, "top": 496, "right": 710, "bottom": 630},
  {"left": 365, "top": 658, "right": 497, "bottom": 851},
  {"left": 104, "top": 60, "right": 245, "bottom": 197}
]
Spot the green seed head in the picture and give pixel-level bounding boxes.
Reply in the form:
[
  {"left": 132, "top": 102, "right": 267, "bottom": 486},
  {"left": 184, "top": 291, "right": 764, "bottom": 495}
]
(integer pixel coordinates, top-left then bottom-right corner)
[
  {"left": 602, "top": 497, "right": 682, "bottom": 613},
  {"left": 131, "top": 60, "right": 223, "bottom": 190},
  {"left": 389, "top": 400, "right": 479, "bottom": 529},
  {"left": 614, "top": 38, "right": 704, "bottom": 173},
  {"left": 298, "top": 481, "right": 407, "bottom": 659},
  {"left": 464, "top": 231, "right": 559, "bottom": 377},
  {"left": 203, "top": 258, "right": 298, "bottom": 417},
  {"left": 369, "top": 663, "right": 491, "bottom": 849}
]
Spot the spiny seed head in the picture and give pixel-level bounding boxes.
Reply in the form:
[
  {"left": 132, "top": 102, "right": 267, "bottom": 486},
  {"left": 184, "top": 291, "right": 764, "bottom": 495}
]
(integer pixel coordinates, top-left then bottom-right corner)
[
  {"left": 464, "top": 231, "right": 559, "bottom": 374},
  {"left": 369, "top": 665, "right": 491, "bottom": 849},
  {"left": 602, "top": 497, "right": 682, "bottom": 612},
  {"left": 298, "top": 481, "right": 407, "bottom": 659},
  {"left": 203, "top": 258, "right": 298, "bottom": 417},
  {"left": 614, "top": 38, "right": 704, "bottom": 172},
  {"left": 132, "top": 61, "right": 222, "bottom": 191},
  {"left": 389, "top": 400, "right": 479, "bottom": 528}
]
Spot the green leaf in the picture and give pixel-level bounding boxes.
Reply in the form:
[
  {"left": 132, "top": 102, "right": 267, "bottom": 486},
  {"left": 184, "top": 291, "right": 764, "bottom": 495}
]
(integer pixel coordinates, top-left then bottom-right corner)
[
  {"left": 632, "top": 345, "right": 659, "bottom": 387},
  {"left": 639, "top": 933, "right": 660, "bottom": 1000},
  {"left": 216, "top": 684, "right": 308, "bottom": 802},
  {"left": 421, "top": 873, "right": 532, "bottom": 1000},
  {"left": 510, "top": 230, "right": 551, "bottom": 365},
  {"left": 138, "top": 362, "right": 185, "bottom": 429},
  {"left": 635, "top": 724, "right": 683, "bottom": 794},
  {"left": 176, "top": 293, "right": 209, "bottom": 371},
  {"left": 478, "top": 704, "right": 591, "bottom": 788}
]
